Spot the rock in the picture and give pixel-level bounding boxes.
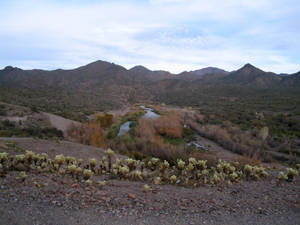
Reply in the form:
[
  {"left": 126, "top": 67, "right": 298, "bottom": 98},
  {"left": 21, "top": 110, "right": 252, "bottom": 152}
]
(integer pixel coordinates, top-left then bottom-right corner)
[
  {"left": 71, "top": 183, "right": 78, "bottom": 188},
  {"left": 128, "top": 193, "right": 136, "bottom": 199}
]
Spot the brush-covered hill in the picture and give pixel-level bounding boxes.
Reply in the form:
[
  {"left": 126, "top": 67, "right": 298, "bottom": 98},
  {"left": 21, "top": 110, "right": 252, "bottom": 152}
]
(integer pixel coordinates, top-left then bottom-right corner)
[{"left": 0, "top": 60, "right": 300, "bottom": 120}]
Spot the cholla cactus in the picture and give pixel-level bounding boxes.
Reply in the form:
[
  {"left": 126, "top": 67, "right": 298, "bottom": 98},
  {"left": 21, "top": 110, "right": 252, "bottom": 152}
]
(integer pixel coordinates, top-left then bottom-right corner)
[
  {"left": 67, "top": 164, "right": 77, "bottom": 177},
  {"left": 25, "top": 150, "right": 35, "bottom": 164},
  {"left": 18, "top": 171, "right": 27, "bottom": 182},
  {"left": 83, "top": 169, "right": 93, "bottom": 180},
  {"left": 0, "top": 163, "right": 3, "bottom": 177},
  {"left": 112, "top": 159, "right": 123, "bottom": 171},
  {"left": 40, "top": 153, "right": 49, "bottom": 162},
  {"left": 105, "top": 148, "right": 114, "bottom": 171},
  {"left": 229, "top": 172, "right": 239, "bottom": 182},
  {"left": 125, "top": 158, "right": 137, "bottom": 170},
  {"left": 54, "top": 154, "right": 65, "bottom": 168},
  {"left": 253, "top": 166, "right": 268, "bottom": 178},
  {"left": 119, "top": 166, "right": 130, "bottom": 178},
  {"left": 97, "top": 180, "right": 106, "bottom": 189},
  {"left": 278, "top": 171, "right": 288, "bottom": 181},
  {"left": 185, "top": 163, "right": 194, "bottom": 173},
  {"left": 147, "top": 158, "right": 160, "bottom": 170},
  {"left": 286, "top": 168, "right": 298, "bottom": 181},
  {"left": 75, "top": 167, "right": 83, "bottom": 178},
  {"left": 177, "top": 159, "right": 185, "bottom": 170},
  {"left": 216, "top": 160, "right": 233, "bottom": 174},
  {"left": 211, "top": 173, "right": 221, "bottom": 184},
  {"left": 151, "top": 158, "right": 160, "bottom": 166},
  {"left": 0, "top": 152, "right": 8, "bottom": 164},
  {"left": 89, "top": 158, "right": 97, "bottom": 172},
  {"left": 85, "top": 179, "right": 93, "bottom": 186},
  {"left": 296, "top": 164, "right": 300, "bottom": 170},
  {"left": 244, "top": 164, "right": 253, "bottom": 177},
  {"left": 170, "top": 175, "right": 177, "bottom": 184},
  {"left": 198, "top": 160, "right": 207, "bottom": 170},
  {"left": 202, "top": 169, "right": 209, "bottom": 176},
  {"left": 100, "top": 156, "right": 108, "bottom": 172},
  {"left": 32, "top": 154, "right": 40, "bottom": 165},
  {"left": 159, "top": 160, "right": 170, "bottom": 171},
  {"left": 66, "top": 156, "right": 76, "bottom": 165},
  {"left": 188, "top": 157, "right": 197, "bottom": 165},
  {"left": 143, "top": 184, "right": 150, "bottom": 192},
  {"left": 140, "top": 161, "right": 145, "bottom": 172},
  {"left": 78, "top": 159, "right": 83, "bottom": 167},
  {"left": 130, "top": 170, "right": 143, "bottom": 180},
  {"left": 15, "top": 154, "right": 26, "bottom": 164}
]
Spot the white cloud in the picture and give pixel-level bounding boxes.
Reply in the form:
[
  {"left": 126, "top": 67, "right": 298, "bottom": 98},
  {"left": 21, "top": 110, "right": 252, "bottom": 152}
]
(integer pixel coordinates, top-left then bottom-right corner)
[{"left": 0, "top": 0, "right": 299, "bottom": 73}]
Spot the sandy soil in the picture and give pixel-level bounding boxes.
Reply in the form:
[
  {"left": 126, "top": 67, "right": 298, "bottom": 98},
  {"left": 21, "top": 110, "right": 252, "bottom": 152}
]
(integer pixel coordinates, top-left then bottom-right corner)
[
  {"left": 0, "top": 138, "right": 299, "bottom": 225},
  {"left": 42, "top": 112, "right": 81, "bottom": 137}
]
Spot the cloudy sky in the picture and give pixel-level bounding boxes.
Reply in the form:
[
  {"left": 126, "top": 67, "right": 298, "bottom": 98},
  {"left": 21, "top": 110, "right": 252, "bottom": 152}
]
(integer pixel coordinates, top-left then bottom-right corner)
[{"left": 0, "top": 0, "right": 299, "bottom": 73}]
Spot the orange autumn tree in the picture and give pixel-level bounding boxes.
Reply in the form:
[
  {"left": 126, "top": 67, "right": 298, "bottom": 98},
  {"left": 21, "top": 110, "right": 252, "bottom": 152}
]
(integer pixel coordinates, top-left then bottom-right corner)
[{"left": 67, "top": 121, "right": 105, "bottom": 147}]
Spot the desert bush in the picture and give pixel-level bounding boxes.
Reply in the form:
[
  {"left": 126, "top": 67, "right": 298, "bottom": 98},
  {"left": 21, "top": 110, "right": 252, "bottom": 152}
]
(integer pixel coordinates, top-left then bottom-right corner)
[
  {"left": 68, "top": 121, "right": 105, "bottom": 147},
  {"left": 97, "top": 114, "right": 114, "bottom": 128}
]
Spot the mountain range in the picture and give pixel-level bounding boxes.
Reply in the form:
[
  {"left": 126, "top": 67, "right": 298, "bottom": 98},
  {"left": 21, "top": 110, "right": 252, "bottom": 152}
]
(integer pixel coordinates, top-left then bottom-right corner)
[{"left": 0, "top": 60, "right": 299, "bottom": 119}]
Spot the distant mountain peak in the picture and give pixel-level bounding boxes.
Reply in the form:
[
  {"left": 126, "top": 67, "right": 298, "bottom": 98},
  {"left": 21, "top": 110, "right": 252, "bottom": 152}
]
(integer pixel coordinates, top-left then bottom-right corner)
[
  {"left": 1, "top": 66, "right": 21, "bottom": 74},
  {"left": 241, "top": 63, "right": 261, "bottom": 70},
  {"left": 129, "top": 65, "right": 151, "bottom": 72},
  {"left": 187, "top": 67, "right": 229, "bottom": 76},
  {"left": 3, "top": 66, "right": 16, "bottom": 71}
]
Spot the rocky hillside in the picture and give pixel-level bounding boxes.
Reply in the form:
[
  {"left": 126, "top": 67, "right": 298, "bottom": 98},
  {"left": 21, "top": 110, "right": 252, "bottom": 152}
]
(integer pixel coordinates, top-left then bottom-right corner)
[{"left": 0, "top": 60, "right": 300, "bottom": 120}]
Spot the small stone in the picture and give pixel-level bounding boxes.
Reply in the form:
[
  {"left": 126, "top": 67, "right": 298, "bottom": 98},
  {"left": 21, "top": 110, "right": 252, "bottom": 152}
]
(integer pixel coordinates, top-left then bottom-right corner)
[
  {"left": 71, "top": 183, "right": 78, "bottom": 188},
  {"left": 128, "top": 193, "right": 136, "bottom": 199}
]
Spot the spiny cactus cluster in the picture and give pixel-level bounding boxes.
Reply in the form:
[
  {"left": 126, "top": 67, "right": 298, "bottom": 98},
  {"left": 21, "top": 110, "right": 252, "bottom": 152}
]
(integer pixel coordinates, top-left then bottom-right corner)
[
  {"left": 0, "top": 150, "right": 298, "bottom": 188},
  {"left": 277, "top": 168, "right": 298, "bottom": 182}
]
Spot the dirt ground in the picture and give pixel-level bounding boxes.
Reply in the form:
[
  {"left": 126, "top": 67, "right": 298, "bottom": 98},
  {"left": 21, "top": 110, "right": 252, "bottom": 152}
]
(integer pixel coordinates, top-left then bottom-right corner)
[{"left": 0, "top": 138, "right": 300, "bottom": 225}]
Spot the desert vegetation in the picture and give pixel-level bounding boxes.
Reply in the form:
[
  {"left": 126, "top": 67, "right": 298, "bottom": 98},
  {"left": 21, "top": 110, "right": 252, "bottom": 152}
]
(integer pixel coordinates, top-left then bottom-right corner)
[{"left": 1, "top": 149, "right": 298, "bottom": 189}]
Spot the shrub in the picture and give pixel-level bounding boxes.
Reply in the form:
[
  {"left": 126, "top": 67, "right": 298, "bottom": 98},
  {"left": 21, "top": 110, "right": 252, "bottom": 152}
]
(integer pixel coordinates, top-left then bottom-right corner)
[{"left": 97, "top": 114, "right": 114, "bottom": 128}]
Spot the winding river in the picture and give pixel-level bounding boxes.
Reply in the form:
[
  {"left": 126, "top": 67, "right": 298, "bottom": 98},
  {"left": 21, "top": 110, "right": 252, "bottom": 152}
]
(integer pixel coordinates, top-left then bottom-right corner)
[{"left": 117, "top": 106, "right": 159, "bottom": 136}]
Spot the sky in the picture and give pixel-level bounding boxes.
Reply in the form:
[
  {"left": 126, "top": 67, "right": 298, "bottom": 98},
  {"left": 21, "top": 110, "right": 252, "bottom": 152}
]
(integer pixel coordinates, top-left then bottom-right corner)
[{"left": 0, "top": 0, "right": 299, "bottom": 73}]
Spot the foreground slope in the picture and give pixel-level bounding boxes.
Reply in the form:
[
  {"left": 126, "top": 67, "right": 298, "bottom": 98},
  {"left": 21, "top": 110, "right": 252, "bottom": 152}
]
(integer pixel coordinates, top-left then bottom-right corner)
[{"left": 0, "top": 138, "right": 299, "bottom": 225}]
